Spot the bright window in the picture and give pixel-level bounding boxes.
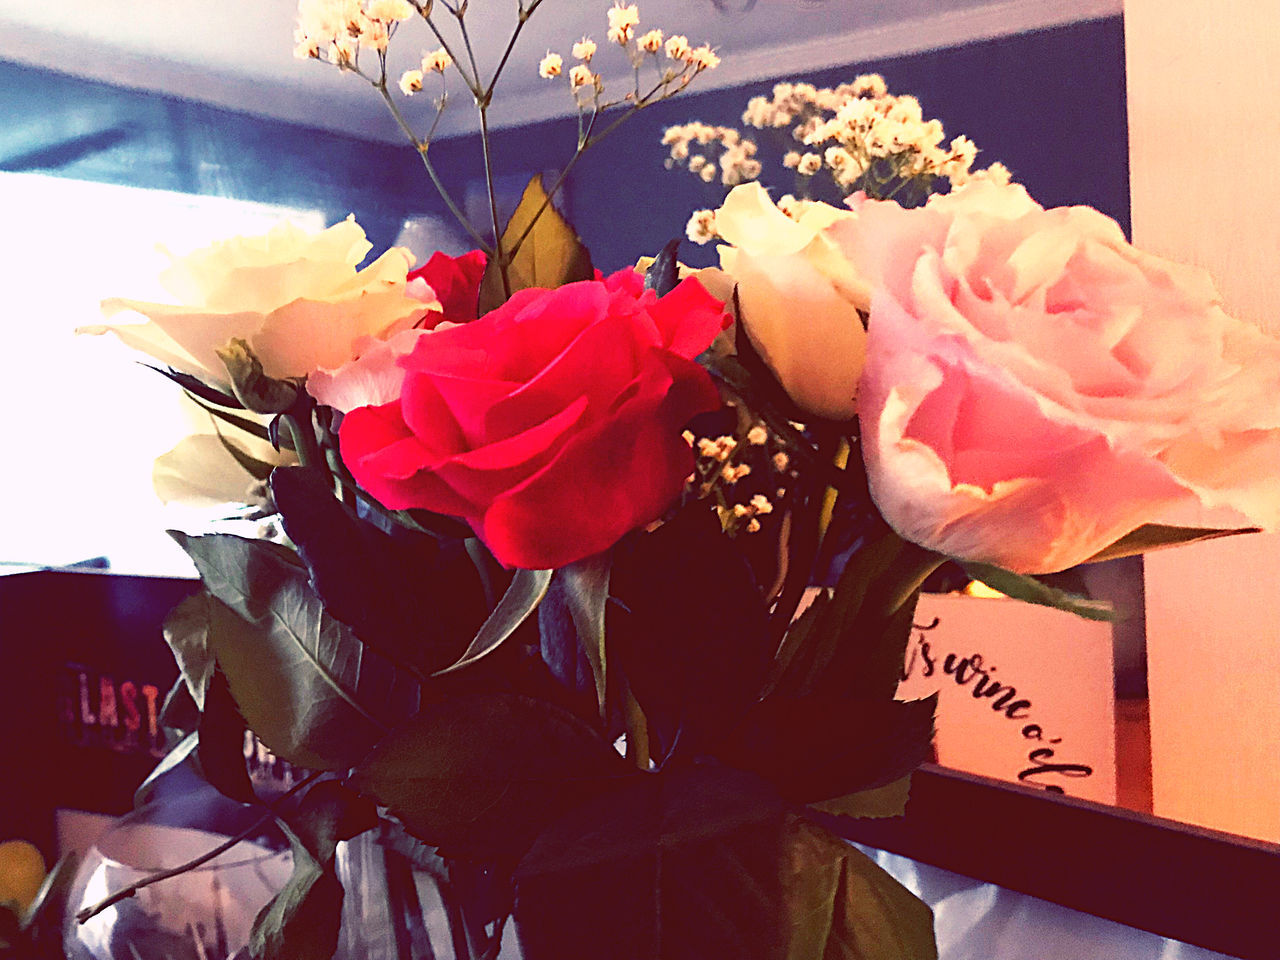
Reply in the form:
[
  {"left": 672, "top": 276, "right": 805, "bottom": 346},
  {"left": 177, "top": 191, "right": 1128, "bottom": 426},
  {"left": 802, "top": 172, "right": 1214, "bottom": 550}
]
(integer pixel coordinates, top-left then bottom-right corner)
[{"left": 1, "top": 173, "right": 323, "bottom": 575}]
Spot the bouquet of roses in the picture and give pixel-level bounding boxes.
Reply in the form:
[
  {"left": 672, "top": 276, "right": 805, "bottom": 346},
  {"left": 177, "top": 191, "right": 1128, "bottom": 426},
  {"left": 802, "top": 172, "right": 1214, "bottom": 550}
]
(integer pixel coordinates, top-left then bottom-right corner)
[{"left": 60, "top": 2, "right": 1280, "bottom": 959}]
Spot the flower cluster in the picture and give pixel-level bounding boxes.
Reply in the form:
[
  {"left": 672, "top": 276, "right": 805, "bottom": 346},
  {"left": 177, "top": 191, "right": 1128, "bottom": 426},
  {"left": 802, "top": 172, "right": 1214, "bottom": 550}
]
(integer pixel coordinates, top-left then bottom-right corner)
[
  {"left": 684, "top": 420, "right": 793, "bottom": 537},
  {"left": 665, "top": 73, "right": 1009, "bottom": 206},
  {"left": 293, "top": 0, "right": 417, "bottom": 65},
  {"left": 540, "top": 3, "right": 720, "bottom": 109},
  {"left": 662, "top": 122, "right": 763, "bottom": 187}
]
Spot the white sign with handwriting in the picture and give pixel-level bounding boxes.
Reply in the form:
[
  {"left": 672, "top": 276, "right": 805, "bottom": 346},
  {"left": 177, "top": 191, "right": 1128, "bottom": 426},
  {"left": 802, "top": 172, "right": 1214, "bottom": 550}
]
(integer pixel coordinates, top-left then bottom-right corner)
[{"left": 897, "top": 594, "right": 1117, "bottom": 804}]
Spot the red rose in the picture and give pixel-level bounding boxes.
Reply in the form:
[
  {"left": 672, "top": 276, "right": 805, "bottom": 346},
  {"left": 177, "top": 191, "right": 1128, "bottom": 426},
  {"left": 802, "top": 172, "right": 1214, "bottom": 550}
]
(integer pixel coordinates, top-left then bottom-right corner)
[
  {"left": 408, "top": 250, "right": 488, "bottom": 326},
  {"left": 340, "top": 269, "right": 728, "bottom": 568}
]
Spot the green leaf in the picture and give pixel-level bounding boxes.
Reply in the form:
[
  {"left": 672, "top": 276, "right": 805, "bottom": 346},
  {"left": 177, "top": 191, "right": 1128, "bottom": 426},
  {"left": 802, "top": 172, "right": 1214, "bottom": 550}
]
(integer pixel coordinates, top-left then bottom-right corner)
[
  {"left": 270, "top": 466, "right": 487, "bottom": 675},
  {"left": 609, "top": 504, "right": 774, "bottom": 760},
  {"left": 1084, "top": 523, "right": 1260, "bottom": 564},
  {"left": 184, "top": 390, "right": 276, "bottom": 444},
  {"left": 249, "top": 824, "right": 344, "bottom": 960},
  {"left": 809, "top": 775, "right": 913, "bottom": 820},
  {"left": 515, "top": 766, "right": 936, "bottom": 960},
  {"left": 784, "top": 820, "right": 937, "bottom": 960},
  {"left": 351, "top": 693, "right": 628, "bottom": 861},
  {"left": 20, "top": 850, "right": 79, "bottom": 939},
  {"left": 162, "top": 591, "right": 217, "bottom": 710},
  {"left": 771, "top": 526, "right": 930, "bottom": 700},
  {"left": 134, "top": 732, "right": 198, "bottom": 808},
  {"left": 158, "top": 675, "right": 200, "bottom": 743},
  {"left": 433, "top": 568, "right": 552, "bottom": 677},
  {"left": 142, "top": 364, "right": 244, "bottom": 409},
  {"left": 962, "top": 562, "right": 1117, "bottom": 621},
  {"left": 212, "top": 421, "right": 277, "bottom": 481},
  {"left": 477, "top": 174, "right": 594, "bottom": 313},
  {"left": 537, "top": 555, "right": 611, "bottom": 715},
  {"left": 198, "top": 671, "right": 256, "bottom": 804},
  {"left": 169, "top": 532, "right": 421, "bottom": 770},
  {"left": 643, "top": 237, "right": 682, "bottom": 296},
  {"left": 714, "top": 697, "right": 935, "bottom": 804},
  {"left": 216, "top": 338, "right": 300, "bottom": 414}
]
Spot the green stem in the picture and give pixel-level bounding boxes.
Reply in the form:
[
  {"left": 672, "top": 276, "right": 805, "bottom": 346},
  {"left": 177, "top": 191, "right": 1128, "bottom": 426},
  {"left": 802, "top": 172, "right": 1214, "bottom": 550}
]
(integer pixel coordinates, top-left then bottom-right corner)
[{"left": 369, "top": 71, "right": 493, "bottom": 254}]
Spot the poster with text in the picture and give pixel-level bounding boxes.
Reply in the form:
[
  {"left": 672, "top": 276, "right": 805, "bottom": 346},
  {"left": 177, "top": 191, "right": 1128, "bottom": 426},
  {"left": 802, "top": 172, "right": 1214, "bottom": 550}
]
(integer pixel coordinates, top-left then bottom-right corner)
[{"left": 898, "top": 593, "right": 1117, "bottom": 804}]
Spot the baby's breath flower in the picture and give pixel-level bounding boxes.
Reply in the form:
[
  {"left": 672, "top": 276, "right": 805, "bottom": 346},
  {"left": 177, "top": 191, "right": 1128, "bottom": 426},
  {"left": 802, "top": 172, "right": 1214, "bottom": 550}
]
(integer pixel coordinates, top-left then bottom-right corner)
[
  {"left": 697, "top": 438, "right": 719, "bottom": 458},
  {"left": 747, "top": 425, "right": 768, "bottom": 445},
  {"left": 797, "top": 152, "right": 822, "bottom": 176},
  {"left": 746, "top": 518, "right": 762, "bottom": 534},
  {"left": 685, "top": 209, "right": 718, "bottom": 245},
  {"left": 699, "top": 163, "right": 717, "bottom": 183},
  {"left": 782, "top": 151, "right": 802, "bottom": 169},
  {"left": 749, "top": 493, "right": 773, "bottom": 515},
  {"left": 638, "top": 29, "right": 665, "bottom": 54},
  {"left": 681, "top": 429, "right": 695, "bottom": 446},
  {"left": 538, "top": 52, "right": 563, "bottom": 79},
  {"left": 572, "top": 37, "right": 597, "bottom": 61},
  {"left": 569, "top": 64, "right": 595, "bottom": 89},
  {"left": 398, "top": 68, "right": 424, "bottom": 95},
  {"left": 664, "top": 34, "right": 690, "bottom": 61},
  {"left": 773, "top": 451, "right": 790, "bottom": 472},
  {"left": 606, "top": 2, "right": 639, "bottom": 44},
  {"left": 421, "top": 47, "right": 452, "bottom": 73},
  {"left": 688, "top": 45, "right": 720, "bottom": 71},
  {"left": 366, "top": 0, "right": 414, "bottom": 21}
]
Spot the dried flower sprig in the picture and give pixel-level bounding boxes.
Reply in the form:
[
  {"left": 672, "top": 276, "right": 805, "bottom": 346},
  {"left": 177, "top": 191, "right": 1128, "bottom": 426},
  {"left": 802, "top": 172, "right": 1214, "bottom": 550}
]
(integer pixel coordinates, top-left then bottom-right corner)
[{"left": 294, "top": 0, "right": 719, "bottom": 300}]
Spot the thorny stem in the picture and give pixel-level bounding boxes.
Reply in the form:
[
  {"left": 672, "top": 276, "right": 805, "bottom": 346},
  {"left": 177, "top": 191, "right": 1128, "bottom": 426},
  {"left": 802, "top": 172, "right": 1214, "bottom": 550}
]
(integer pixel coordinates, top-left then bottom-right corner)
[{"left": 76, "top": 772, "right": 325, "bottom": 924}]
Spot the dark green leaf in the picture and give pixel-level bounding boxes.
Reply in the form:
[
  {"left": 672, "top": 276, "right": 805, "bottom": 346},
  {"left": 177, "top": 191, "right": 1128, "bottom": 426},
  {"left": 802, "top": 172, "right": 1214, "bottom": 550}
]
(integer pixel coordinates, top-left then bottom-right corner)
[
  {"left": 477, "top": 174, "right": 593, "bottom": 313},
  {"left": 609, "top": 504, "right": 774, "bottom": 760},
  {"left": 271, "top": 466, "right": 487, "bottom": 674},
  {"left": 643, "top": 238, "right": 682, "bottom": 296},
  {"left": 184, "top": 390, "right": 275, "bottom": 443},
  {"left": 198, "top": 671, "right": 256, "bottom": 804},
  {"left": 158, "top": 676, "right": 200, "bottom": 743},
  {"left": 249, "top": 823, "right": 344, "bottom": 960},
  {"left": 142, "top": 364, "right": 243, "bottom": 409},
  {"left": 286, "top": 780, "right": 380, "bottom": 863},
  {"left": 433, "top": 568, "right": 552, "bottom": 677},
  {"left": 515, "top": 765, "right": 936, "bottom": 960},
  {"left": 351, "top": 693, "right": 628, "bottom": 861},
  {"left": 134, "top": 732, "right": 197, "bottom": 808},
  {"left": 169, "top": 532, "right": 421, "bottom": 770},
  {"left": 162, "top": 591, "right": 216, "bottom": 710},
  {"left": 216, "top": 338, "right": 301, "bottom": 414},
  {"left": 20, "top": 851, "right": 79, "bottom": 939},
  {"left": 538, "top": 555, "right": 611, "bottom": 715},
  {"left": 776, "top": 522, "right": 942, "bottom": 701},
  {"left": 714, "top": 696, "right": 935, "bottom": 803},
  {"left": 809, "top": 775, "right": 913, "bottom": 820},
  {"left": 1084, "top": 523, "right": 1260, "bottom": 564},
  {"left": 212, "top": 421, "right": 277, "bottom": 481},
  {"left": 962, "top": 562, "right": 1117, "bottom": 621}
]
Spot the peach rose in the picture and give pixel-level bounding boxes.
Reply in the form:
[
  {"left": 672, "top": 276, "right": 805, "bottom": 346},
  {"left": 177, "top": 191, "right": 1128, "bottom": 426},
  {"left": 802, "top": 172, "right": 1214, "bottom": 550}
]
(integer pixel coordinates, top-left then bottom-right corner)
[
  {"left": 854, "top": 180, "right": 1280, "bottom": 573},
  {"left": 82, "top": 217, "right": 436, "bottom": 392},
  {"left": 714, "top": 183, "right": 870, "bottom": 419}
]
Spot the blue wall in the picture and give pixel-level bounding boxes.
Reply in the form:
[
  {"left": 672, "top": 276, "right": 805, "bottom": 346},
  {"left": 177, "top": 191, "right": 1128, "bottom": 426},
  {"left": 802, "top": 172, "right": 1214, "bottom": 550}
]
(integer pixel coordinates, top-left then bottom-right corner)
[{"left": 0, "top": 16, "right": 1128, "bottom": 269}]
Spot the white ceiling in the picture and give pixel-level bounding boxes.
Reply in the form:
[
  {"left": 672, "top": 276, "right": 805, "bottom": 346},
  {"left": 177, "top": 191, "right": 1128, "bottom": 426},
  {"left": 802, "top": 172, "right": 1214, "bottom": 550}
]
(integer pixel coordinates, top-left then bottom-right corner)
[{"left": 0, "top": 0, "right": 1120, "bottom": 141}]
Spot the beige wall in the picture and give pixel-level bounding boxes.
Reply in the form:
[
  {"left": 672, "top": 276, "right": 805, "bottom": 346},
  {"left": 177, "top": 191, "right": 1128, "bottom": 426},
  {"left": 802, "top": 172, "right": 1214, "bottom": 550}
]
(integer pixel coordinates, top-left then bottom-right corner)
[{"left": 1128, "top": 0, "right": 1280, "bottom": 841}]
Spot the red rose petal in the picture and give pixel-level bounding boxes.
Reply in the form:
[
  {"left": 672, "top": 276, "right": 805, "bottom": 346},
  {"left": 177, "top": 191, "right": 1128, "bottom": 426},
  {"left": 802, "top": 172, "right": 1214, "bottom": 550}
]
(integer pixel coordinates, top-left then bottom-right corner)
[{"left": 647, "top": 277, "right": 731, "bottom": 358}]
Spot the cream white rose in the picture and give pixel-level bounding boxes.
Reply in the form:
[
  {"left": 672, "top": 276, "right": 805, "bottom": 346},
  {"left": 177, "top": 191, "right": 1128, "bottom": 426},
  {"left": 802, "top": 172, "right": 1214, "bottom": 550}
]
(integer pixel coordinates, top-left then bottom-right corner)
[
  {"left": 82, "top": 216, "right": 436, "bottom": 391},
  {"left": 714, "top": 183, "right": 871, "bottom": 419}
]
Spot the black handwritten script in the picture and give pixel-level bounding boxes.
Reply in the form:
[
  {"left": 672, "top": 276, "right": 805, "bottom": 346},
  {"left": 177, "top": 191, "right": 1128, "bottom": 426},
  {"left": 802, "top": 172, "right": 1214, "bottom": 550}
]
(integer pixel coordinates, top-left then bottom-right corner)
[{"left": 902, "top": 619, "right": 1094, "bottom": 795}]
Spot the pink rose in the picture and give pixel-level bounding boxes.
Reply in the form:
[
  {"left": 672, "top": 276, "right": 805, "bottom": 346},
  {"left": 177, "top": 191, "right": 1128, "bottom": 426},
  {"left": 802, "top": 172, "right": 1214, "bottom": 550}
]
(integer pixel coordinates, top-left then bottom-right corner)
[
  {"left": 854, "top": 181, "right": 1280, "bottom": 573},
  {"left": 339, "top": 269, "right": 728, "bottom": 569},
  {"left": 309, "top": 250, "right": 489, "bottom": 413}
]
